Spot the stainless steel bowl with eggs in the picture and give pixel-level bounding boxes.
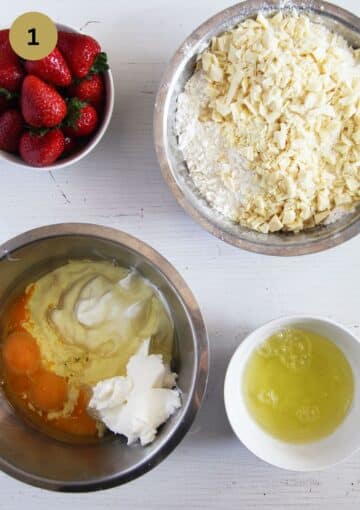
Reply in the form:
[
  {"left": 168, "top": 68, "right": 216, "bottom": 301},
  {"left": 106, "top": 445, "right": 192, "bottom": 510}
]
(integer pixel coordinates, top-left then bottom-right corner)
[{"left": 0, "top": 224, "right": 208, "bottom": 491}]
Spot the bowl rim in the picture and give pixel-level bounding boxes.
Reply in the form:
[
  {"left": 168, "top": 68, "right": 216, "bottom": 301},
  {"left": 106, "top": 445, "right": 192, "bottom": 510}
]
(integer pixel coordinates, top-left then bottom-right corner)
[
  {"left": 0, "top": 22, "right": 114, "bottom": 172},
  {"left": 153, "top": 0, "right": 360, "bottom": 256},
  {"left": 0, "top": 223, "right": 209, "bottom": 491},
  {"left": 224, "top": 314, "right": 360, "bottom": 471}
]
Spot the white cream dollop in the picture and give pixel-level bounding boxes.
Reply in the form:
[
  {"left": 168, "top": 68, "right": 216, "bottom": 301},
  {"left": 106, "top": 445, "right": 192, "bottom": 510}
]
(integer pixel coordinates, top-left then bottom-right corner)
[
  {"left": 88, "top": 339, "right": 181, "bottom": 445},
  {"left": 49, "top": 265, "right": 173, "bottom": 355}
]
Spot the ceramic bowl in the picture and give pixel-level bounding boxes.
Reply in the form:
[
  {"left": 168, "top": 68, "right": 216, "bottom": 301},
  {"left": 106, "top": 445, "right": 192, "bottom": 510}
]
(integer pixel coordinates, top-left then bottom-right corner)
[
  {"left": 0, "top": 23, "right": 114, "bottom": 171},
  {"left": 224, "top": 316, "right": 360, "bottom": 471}
]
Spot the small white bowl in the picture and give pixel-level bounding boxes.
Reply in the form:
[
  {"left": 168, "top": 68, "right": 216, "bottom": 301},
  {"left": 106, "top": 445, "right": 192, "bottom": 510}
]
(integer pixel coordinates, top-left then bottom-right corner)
[
  {"left": 0, "top": 23, "right": 114, "bottom": 171},
  {"left": 224, "top": 316, "right": 360, "bottom": 471}
]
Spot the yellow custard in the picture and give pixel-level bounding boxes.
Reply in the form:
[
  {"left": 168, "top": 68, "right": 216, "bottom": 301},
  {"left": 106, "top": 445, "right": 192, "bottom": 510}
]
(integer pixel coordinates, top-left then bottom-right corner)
[{"left": 243, "top": 329, "right": 354, "bottom": 443}]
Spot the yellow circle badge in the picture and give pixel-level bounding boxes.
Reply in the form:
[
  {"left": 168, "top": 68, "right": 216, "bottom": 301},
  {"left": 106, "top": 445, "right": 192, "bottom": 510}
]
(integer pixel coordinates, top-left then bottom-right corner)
[{"left": 9, "top": 12, "right": 57, "bottom": 60}]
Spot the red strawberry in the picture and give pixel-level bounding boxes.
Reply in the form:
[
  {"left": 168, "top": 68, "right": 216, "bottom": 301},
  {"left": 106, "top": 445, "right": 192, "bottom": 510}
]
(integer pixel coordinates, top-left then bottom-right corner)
[
  {"left": 64, "top": 98, "right": 98, "bottom": 137},
  {"left": 0, "top": 53, "right": 24, "bottom": 92},
  {"left": 25, "top": 48, "right": 72, "bottom": 87},
  {"left": 57, "top": 31, "right": 101, "bottom": 78},
  {"left": 19, "top": 129, "right": 65, "bottom": 166},
  {"left": 21, "top": 75, "right": 67, "bottom": 128},
  {"left": 68, "top": 73, "right": 104, "bottom": 110},
  {"left": 0, "top": 29, "right": 24, "bottom": 92},
  {"left": 0, "top": 29, "right": 14, "bottom": 54},
  {"left": 0, "top": 29, "right": 8, "bottom": 44},
  {"left": 0, "top": 109, "right": 23, "bottom": 152},
  {"left": 0, "top": 29, "right": 10, "bottom": 44}
]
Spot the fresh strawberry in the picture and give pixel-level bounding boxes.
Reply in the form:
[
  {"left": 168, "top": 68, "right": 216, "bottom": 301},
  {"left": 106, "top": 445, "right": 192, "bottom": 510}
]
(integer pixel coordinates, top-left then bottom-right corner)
[
  {"left": 64, "top": 98, "right": 98, "bottom": 137},
  {"left": 0, "top": 29, "right": 24, "bottom": 92},
  {"left": 0, "top": 53, "right": 24, "bottom": 92},
  {"left": 21, "top": 75, "right": 67, "bottom": 128},
  {"left": 63, "top": 135, "right": 78, "bottom": 155},
  {"left": 0, "top": 29, "right": 8, "bottom": 44},
  {"left": 25, "top": 48, "right": 72, "bottom": 87},
  {"left": 57, "top": 31, "right": 101, "bottom": 78},
  {"left": 68, "top": 73, "right": 104, "bottom": 110},
  {"left": 19, "top": 129, "right": 65, "bottom": 166},
  {"left": 0, "top": 29, "right": 13, "bottom": 53},
  {"left": 0, "top": 109, "right": 23, "bottom": 152}
]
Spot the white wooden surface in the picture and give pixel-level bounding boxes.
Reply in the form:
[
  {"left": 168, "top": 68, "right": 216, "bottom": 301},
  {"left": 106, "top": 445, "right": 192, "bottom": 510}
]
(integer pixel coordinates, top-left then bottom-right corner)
[{"left": 1, "top": 1, "right": 360, "bottom": 508}]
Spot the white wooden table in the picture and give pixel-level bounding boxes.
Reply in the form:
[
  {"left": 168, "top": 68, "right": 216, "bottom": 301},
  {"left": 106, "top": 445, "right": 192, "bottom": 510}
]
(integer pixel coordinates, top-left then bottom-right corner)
[{"left": 1, "top": 1, "right": 359, "bottom": 508}]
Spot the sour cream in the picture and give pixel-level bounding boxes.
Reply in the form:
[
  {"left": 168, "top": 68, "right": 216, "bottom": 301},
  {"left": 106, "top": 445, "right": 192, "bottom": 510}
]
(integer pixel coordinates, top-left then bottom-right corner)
[
  {"left": 26, "top": 261, "right": 174, "bottom": 385},
  {"left": 88, "top": 339, "right": 181, "bottom": 445}
]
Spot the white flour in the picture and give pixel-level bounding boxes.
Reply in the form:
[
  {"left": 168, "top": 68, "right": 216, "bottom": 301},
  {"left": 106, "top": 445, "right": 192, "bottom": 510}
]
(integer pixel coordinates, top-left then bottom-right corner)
[
  {"left": 175, "top": 4, "right": 360, "bottom": 234},
  {"left": 176, "top": 71, "right": 354, "bottom": 230},
  {"left": 175, "top": 72, "right": 259, "bottom": 222}
]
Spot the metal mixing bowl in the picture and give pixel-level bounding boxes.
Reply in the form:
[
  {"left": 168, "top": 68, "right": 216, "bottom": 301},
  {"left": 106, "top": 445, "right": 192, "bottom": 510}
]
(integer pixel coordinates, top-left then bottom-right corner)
[
  {"left": 154, "top": 0, "right": 360, "bottom": 256},
  {"left": 0, "top": 224, "right": 208, "bottom": 491}
]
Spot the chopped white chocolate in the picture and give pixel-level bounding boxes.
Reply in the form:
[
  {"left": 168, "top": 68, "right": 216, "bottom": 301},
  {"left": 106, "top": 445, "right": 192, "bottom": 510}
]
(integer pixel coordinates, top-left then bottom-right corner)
[
  {"left": 176, "top": 12, "right": 360, "bottom": 233},
  {"left": 268, "top": 215, "right": 283, "bottom": 232}
]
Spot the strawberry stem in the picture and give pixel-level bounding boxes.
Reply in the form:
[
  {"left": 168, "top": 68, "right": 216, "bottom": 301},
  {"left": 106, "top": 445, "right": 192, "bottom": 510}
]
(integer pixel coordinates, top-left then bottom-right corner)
[
  {"left": 70, "top": 77, "right": 82, "bottom": 86},
  {"left": 90, "top": 52, "right": 109, "bottom": 74},
  {"left": 64, "top": 97, "right": 87, "bottom": 128},
  {"left": 69, "top": 52, "right": 109, "bottom": 85},
  {"left": 28, "top": 126, "right": 51, "bottom": 136},
  {"left": 0, "top": 87, "right": 17, "bottom": 100}
]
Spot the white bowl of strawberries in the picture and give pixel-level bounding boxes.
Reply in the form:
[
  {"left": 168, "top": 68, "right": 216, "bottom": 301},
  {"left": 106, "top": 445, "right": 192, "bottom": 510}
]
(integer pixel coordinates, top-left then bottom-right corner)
[{"left": 0, "top": 23, "right": 114, "bottom": 169}]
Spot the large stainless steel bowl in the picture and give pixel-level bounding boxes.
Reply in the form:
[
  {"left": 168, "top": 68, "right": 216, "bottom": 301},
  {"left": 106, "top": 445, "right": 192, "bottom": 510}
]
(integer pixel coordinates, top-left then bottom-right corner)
[
  {"left": 154, "top": 0, "right": 360, "bottom": 256},
  {"left": 0, "top": 224, "right": 208, "bottom": 491}
]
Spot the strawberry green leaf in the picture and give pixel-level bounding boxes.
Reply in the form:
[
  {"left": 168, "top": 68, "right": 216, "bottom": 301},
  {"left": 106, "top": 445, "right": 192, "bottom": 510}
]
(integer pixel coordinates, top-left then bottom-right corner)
[
  {"left": 90, "top": 52, "right": 109, "bottom": 74},
  {"left": 63, "top": 97, "right": 87, "bottom": 128},
  {"left": 28, "top": 126, "right": 51, "bottom": 136},
  {"left": 0, "top": 87, "right": 17, "bottom": 100},
  {"left": 70, "top": 77, "right": 82, "bottom": 86}
]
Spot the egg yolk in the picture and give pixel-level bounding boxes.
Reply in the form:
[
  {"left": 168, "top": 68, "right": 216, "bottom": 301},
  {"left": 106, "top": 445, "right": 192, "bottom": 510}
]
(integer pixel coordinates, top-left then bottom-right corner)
[
  {"left": 5, "top": 371, "right": 31, "bottom": 394},
  {"left": 29, "top": 369, "right": 68, "bottom": 412},
  {"left": 2, "top": 331, "right": 40, "bottom": 375},
  {"left": 2, "top": 288, "right": 99, "bottom": 439},
  {"left": 6, "top": 286, "right": 33, "bottom": 333},
  {"left": 54, "top": 389, "right": 98, "bottom": 436}
]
